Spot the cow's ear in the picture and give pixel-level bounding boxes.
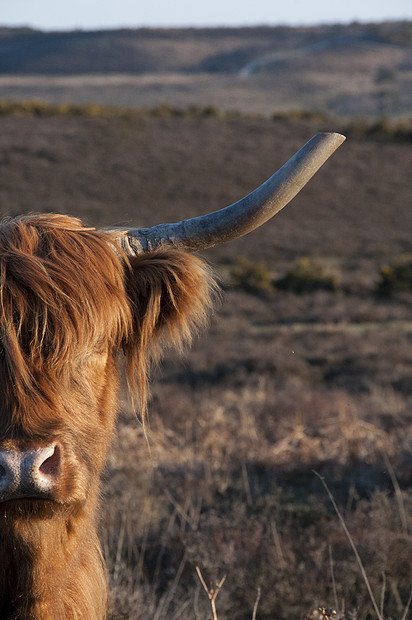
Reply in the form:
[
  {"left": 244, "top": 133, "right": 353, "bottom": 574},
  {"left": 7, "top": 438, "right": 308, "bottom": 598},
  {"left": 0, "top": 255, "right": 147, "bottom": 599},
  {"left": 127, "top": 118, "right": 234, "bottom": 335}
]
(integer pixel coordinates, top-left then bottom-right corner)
[{"left": 122, "top": 249, "right": 216, "bottom": 407}]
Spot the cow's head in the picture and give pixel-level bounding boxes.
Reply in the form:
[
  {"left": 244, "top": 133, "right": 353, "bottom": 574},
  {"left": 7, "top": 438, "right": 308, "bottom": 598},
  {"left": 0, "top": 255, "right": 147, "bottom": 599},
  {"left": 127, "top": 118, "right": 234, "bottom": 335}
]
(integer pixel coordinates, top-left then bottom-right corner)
[{"left": 0, "top": 132, "right": 345, "bottom": 520}]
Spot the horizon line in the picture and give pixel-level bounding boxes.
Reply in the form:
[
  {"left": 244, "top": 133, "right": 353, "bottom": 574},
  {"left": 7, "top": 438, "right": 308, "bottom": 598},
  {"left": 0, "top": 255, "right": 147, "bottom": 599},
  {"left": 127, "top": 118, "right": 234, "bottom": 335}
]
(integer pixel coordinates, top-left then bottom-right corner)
[{"left": 1, "top": 16, "right": 411, "bottom": 34}]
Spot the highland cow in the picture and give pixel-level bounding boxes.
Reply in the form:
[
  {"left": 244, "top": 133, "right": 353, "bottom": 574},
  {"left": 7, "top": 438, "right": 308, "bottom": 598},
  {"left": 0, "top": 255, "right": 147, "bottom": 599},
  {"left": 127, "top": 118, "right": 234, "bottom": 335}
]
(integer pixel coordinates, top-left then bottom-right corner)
[{"left": 0, "top": 133, "right": 344, "bottom": 618}]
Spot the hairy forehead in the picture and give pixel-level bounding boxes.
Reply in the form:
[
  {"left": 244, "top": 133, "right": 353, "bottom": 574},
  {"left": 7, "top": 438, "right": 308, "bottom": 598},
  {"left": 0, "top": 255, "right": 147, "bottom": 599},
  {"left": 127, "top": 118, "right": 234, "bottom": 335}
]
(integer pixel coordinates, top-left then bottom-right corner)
[{"left": 0, "top": 214, "right": 131, "bottom": 397}]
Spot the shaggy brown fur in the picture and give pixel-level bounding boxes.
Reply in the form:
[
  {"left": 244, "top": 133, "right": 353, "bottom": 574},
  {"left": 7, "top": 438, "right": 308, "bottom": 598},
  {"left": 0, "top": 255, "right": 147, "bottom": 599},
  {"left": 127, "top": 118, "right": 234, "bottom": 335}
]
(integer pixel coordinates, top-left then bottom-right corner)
[{"left": 0, "top": 214, "right": 214, "bottom": 618}]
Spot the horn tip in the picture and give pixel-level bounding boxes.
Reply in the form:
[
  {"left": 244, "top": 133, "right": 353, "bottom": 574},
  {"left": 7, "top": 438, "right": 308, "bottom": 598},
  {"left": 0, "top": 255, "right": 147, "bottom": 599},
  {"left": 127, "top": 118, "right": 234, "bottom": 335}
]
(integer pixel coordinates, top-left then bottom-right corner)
[{"left": 316, "top": 131, "right": 346, "bottom": 145}]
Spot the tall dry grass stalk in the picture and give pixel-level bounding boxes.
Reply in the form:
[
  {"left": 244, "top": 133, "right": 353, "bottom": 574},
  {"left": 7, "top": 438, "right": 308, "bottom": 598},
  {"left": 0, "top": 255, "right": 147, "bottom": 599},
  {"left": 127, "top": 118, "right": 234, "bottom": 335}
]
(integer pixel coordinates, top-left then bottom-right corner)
[
  {"left": 195, "top": 567, "right": 226, "bottom": 620},
  {"left": 316, "top": 471, "right": 412, "bottom": 620},
  {"left": 315, "top": 471, "right": 383, "bottom": 620}
]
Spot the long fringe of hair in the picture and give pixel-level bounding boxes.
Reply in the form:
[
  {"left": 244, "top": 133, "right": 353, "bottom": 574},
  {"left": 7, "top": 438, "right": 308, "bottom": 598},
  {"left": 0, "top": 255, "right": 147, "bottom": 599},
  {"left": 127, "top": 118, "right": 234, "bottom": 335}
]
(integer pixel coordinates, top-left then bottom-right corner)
[{"left": 0, "top": 213, "right": 215, "bottom": 419}]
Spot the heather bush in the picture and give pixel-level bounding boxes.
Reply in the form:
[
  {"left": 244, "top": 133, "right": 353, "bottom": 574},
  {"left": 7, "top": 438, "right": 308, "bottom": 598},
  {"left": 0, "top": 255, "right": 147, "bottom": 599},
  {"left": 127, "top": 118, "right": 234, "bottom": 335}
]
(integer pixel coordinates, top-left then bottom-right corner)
[
  {"left": 0, "top": 100, "right": 134, "bottom": 118},
  {"left": 272, "top": 109, "right": 329, "bottom": 123},
  {"left": 345, "top": 116, "right": 412, "bottom": 142},
  {"left": 229, "top": 256, "right": 274, "bottom": 293},
  {"left": 376, "top": 255, "right": 412, "bottom": 296},
  {"left": 275, "top": 257, "right": 340, "bottom": 294}
]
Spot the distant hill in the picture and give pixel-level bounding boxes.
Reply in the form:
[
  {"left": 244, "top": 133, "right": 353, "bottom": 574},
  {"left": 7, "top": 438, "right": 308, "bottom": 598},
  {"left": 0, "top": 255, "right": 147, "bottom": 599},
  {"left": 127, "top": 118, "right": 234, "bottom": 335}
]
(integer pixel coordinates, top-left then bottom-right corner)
[
  {"left": 0, "top": 22, "right": 411, "bottom": 75},
  {"left": 0, "top": 22, "right": 411, "bottom": 118}
]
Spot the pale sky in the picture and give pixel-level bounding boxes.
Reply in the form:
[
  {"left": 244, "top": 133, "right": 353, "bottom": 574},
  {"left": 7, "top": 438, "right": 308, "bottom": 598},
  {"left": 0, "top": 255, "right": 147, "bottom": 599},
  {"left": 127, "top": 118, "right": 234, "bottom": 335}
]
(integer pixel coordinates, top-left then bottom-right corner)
[{"left": 1, "top": 0, "right": 412, "bottom": 31}]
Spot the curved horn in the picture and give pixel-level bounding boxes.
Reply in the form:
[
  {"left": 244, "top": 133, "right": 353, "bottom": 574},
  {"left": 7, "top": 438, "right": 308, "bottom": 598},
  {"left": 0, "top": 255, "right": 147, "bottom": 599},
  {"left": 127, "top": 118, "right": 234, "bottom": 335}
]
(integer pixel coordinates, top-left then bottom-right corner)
[{"left": 114, "top": 132, "right": 345, "bottom": 255}]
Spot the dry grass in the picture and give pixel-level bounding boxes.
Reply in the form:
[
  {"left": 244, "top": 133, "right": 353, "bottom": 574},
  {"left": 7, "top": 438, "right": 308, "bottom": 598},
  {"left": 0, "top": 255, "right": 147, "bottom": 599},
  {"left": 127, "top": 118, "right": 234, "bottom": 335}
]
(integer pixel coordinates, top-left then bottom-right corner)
[{"left": 101, "top": 372, "right": 412, "bottom": 619}]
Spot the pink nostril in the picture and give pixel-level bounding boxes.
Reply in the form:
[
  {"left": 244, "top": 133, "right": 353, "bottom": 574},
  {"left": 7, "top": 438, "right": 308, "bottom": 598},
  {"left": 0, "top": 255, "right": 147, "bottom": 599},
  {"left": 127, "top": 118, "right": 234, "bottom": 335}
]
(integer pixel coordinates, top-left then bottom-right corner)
[{"left": 39, "top": 445, "right": 60, "bottom": 477}]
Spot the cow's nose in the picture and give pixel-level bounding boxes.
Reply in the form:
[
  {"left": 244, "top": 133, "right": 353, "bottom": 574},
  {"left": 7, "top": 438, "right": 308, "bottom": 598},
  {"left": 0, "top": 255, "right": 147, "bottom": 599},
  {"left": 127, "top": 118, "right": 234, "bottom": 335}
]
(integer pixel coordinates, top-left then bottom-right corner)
[{"left": 0, "top": 444, "right": 60, "bottom": 501}]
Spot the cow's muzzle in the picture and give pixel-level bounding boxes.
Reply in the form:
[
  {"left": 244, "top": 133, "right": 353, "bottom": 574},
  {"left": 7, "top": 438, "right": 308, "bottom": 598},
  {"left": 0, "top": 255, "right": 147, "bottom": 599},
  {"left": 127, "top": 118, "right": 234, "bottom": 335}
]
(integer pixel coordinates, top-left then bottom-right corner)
[{"left": 0, "top": 444, "right": 60, "bottom": 502}]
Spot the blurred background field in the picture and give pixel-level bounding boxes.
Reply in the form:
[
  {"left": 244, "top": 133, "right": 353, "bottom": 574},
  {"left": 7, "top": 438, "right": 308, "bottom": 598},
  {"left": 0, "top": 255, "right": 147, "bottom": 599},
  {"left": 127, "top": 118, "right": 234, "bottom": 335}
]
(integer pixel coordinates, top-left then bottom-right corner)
[
  {"left": 1, "top": 22, "right": 412, "bottom": 118},
  {"left": 1, "top": 20, "right": 412, "bottom": 618}
]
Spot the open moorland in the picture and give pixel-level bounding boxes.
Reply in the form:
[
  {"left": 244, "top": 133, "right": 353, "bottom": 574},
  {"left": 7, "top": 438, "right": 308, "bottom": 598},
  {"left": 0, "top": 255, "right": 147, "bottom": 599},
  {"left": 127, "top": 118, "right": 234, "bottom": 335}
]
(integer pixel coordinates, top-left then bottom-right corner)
[
  {"left": 0, "top": 105, "right": 411, "bottom": 618},
  {"left": 0, "top": 21, "right": 412, "bottom": 118}
]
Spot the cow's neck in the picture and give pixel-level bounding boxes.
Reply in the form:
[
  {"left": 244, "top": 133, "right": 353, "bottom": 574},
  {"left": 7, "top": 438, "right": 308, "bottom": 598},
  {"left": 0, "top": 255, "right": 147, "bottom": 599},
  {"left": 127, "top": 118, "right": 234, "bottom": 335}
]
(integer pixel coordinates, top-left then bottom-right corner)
[{"left": 0, "top": 494, "right": 107, "bottom": 619}]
